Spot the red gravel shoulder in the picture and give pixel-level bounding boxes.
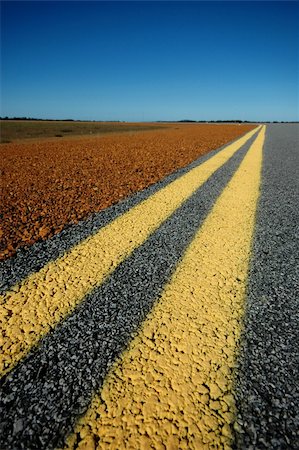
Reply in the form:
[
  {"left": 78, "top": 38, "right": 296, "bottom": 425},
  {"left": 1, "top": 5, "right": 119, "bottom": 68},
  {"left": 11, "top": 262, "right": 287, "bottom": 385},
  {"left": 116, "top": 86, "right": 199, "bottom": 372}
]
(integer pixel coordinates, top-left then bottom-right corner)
[{"left": 0, "top": 123, "right": 255, "bottom": 260}]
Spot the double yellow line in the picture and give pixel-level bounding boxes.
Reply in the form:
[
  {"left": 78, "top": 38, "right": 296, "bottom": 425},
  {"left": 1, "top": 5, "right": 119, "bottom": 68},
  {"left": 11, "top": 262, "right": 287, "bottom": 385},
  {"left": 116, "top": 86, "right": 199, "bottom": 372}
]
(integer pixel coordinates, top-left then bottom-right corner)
[
  {"left": 65, "top": 126, "right": 265, "bottom": 449},
  {"left": 0, "top": 126, "right": 260, "bottom": 377}
]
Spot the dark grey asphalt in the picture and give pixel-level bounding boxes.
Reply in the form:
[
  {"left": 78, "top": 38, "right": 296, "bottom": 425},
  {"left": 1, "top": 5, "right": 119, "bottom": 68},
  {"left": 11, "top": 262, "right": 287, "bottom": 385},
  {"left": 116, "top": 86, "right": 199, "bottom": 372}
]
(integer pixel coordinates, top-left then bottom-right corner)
[
  {"left": 0, "top": 135, "right": 255, "bottom": 449},
  {"left": 234, "top": 124, "right": 299, "bottom": 449}
]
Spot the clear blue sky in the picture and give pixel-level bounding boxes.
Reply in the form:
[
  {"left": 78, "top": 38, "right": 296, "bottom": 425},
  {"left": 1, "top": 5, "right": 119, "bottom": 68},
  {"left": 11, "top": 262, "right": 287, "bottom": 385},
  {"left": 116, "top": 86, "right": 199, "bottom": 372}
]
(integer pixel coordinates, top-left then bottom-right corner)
[{"left": 1, "top": 1, "right": 298, "bottom": 121}]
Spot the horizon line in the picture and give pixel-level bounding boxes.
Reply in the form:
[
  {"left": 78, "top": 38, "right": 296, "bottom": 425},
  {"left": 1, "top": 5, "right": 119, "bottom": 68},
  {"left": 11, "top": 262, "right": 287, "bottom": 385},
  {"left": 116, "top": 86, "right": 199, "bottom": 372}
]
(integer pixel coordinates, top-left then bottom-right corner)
[{"left": 1, "top": 116, "right": 298, "bottom": 124}]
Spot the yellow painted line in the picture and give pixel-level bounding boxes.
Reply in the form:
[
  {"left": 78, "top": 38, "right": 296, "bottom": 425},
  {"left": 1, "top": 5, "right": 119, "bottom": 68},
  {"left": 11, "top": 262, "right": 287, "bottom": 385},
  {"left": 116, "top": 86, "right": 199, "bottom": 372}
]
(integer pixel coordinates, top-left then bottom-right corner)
[
  {"left": 66, "top": 126, "right": 265, "bottom": 450},
  {"left": 0, "top": 127, "right": 260, "bottom": 377}
]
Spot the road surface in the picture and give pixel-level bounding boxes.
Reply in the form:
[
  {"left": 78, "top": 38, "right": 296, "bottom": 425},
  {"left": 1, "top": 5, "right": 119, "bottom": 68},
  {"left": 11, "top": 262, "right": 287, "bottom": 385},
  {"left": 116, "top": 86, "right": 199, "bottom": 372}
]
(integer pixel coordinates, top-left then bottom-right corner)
[{"left": 0, "top": 124, "right": 298, "bottom": 449}]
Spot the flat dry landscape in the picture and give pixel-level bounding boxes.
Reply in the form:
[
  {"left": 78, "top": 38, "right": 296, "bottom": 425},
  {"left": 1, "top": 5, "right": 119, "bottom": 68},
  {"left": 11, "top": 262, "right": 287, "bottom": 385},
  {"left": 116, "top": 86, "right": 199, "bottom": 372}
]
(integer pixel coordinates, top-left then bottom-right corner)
[
  {"left": 0, "top": 122, "right": 255, "bottom": 260},
  {"left": 0, "top": 120, "right": 166, "bottom": 143}
]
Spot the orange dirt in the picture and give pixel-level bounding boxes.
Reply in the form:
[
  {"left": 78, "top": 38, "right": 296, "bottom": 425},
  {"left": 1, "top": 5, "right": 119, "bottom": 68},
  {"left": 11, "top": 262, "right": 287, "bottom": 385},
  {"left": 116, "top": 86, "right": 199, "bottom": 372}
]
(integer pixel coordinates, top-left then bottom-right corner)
[{"left": 0, "top": 123, "right": 255, "bottom": 260}]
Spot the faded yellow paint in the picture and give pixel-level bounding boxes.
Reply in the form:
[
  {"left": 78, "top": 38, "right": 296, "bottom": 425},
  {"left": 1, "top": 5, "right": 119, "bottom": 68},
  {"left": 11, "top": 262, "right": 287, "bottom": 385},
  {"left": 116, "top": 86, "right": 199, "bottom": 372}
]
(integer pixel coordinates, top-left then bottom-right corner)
[
  {"left": 0, "top": 126, "right": 259, "bottom": 377},
  {"left": 66, "top": 126, "right": 265, "bottom": 449}
]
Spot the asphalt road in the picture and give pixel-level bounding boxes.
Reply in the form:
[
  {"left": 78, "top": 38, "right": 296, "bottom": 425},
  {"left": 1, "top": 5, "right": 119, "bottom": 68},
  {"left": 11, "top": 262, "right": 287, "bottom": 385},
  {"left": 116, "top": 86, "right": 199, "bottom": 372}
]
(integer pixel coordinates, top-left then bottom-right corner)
[
  {"left": 0, "top": 124, "right": 298, "bottom": 449},
  {"left": 234, "top": 124, "right": 299, "bottom": 449}
]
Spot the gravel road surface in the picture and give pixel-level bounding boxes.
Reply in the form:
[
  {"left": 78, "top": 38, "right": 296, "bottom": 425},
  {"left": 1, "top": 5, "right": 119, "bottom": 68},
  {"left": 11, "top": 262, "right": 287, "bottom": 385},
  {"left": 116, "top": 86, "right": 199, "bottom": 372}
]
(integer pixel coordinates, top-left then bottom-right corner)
[
  {"left": 234, "top": 124, "right": 299, "bottom": 449},
  {"left": 0, "top": 124, "right": 254, "bottom": 260},
  {"left": 0, "top": 124, "right": 297, "bottom": 449}
]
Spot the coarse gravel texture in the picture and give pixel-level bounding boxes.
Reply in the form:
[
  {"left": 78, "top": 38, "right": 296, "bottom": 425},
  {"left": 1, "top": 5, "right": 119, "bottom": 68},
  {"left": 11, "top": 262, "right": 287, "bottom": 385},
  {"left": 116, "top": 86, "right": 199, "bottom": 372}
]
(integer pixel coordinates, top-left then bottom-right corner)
[
  {"left": 0, "top": 127, "right": 256, "bottom": 294},
  {"left": 1, "top": 127, "right": 259, "bottom": 377},
  {"left": 65, "top": 126, "right": 264, "bottom": 450},
  {"left": 0, "top": 123, "right": 255, "bottom": 260},
  {"left": 0, "top": 135, "right": 254, "bottom": 449},
  {"left": 234, "top": 124, "right": 299, "bottom": 449}
]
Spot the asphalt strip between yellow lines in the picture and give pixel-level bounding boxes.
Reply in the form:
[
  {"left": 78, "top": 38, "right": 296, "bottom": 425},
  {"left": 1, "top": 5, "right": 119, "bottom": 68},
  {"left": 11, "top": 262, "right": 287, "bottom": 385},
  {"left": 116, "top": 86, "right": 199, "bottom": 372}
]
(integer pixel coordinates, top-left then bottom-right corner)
[
  {"left": 0, "top": 126, "right": 260, "bottom": 377},
  {"left": 65, "top": 126, "right": 265, "bottom": 449}
]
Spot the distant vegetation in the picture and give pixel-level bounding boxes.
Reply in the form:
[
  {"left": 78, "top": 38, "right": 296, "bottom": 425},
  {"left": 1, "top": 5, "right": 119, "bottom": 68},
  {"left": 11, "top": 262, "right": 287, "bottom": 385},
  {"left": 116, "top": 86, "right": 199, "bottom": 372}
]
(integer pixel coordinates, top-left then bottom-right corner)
[
  {"left": 1, "top": 117, "right": 296, "bottom": 143},
  {"left": 1, "top": 117, "right": 297, "bottom": 124},
  {"left": 1, "top": 116, "right": 76, "bottom": 121},
  {"left": 0, "top": 120, "right": 168, "bottom": 143}
]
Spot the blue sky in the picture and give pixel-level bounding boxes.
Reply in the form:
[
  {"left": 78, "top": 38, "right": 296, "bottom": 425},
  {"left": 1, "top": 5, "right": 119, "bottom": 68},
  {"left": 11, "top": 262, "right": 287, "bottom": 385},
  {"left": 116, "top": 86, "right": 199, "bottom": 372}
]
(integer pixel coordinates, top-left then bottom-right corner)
[{"left": 1, "top": 1, "right": 298, "bottom": 121}]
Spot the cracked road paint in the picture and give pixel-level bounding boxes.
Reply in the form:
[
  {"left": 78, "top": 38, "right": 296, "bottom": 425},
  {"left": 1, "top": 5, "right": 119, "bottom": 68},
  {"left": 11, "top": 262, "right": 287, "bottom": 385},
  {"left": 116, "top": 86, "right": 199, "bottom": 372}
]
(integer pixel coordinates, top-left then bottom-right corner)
[
  {"left": 0, "top": 127, "right": 259, "bottom": 377},
  {"left": 65, "top": 126, "right": 265, "bottom": 450}
]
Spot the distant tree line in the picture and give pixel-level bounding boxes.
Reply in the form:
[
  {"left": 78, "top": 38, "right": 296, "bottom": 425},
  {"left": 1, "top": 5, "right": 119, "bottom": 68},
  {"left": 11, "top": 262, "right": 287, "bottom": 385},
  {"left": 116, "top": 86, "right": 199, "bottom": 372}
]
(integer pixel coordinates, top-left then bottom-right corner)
[
  {"left": 0, "top": 117, "right": 75, "bottom": 121},
  {"left": 0, "top": 117, "right": 122, "bottom": 122},
  {"left": 0, "top": 117, "right": 297, "bottom": 123}
]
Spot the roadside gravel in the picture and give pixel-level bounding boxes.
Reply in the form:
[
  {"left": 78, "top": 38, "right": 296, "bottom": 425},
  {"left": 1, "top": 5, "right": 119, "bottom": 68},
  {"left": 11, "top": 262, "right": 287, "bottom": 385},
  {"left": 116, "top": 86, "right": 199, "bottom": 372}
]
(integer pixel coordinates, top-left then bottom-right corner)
[
  {"left": 0, "top": 128, "right": 254, "bottom": 294},
  {"left": 0, "top": 124, "right": 254, "bottom": 260},
  {"left": 0, "top": 135, "right": 255, "bottom": 449}
]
